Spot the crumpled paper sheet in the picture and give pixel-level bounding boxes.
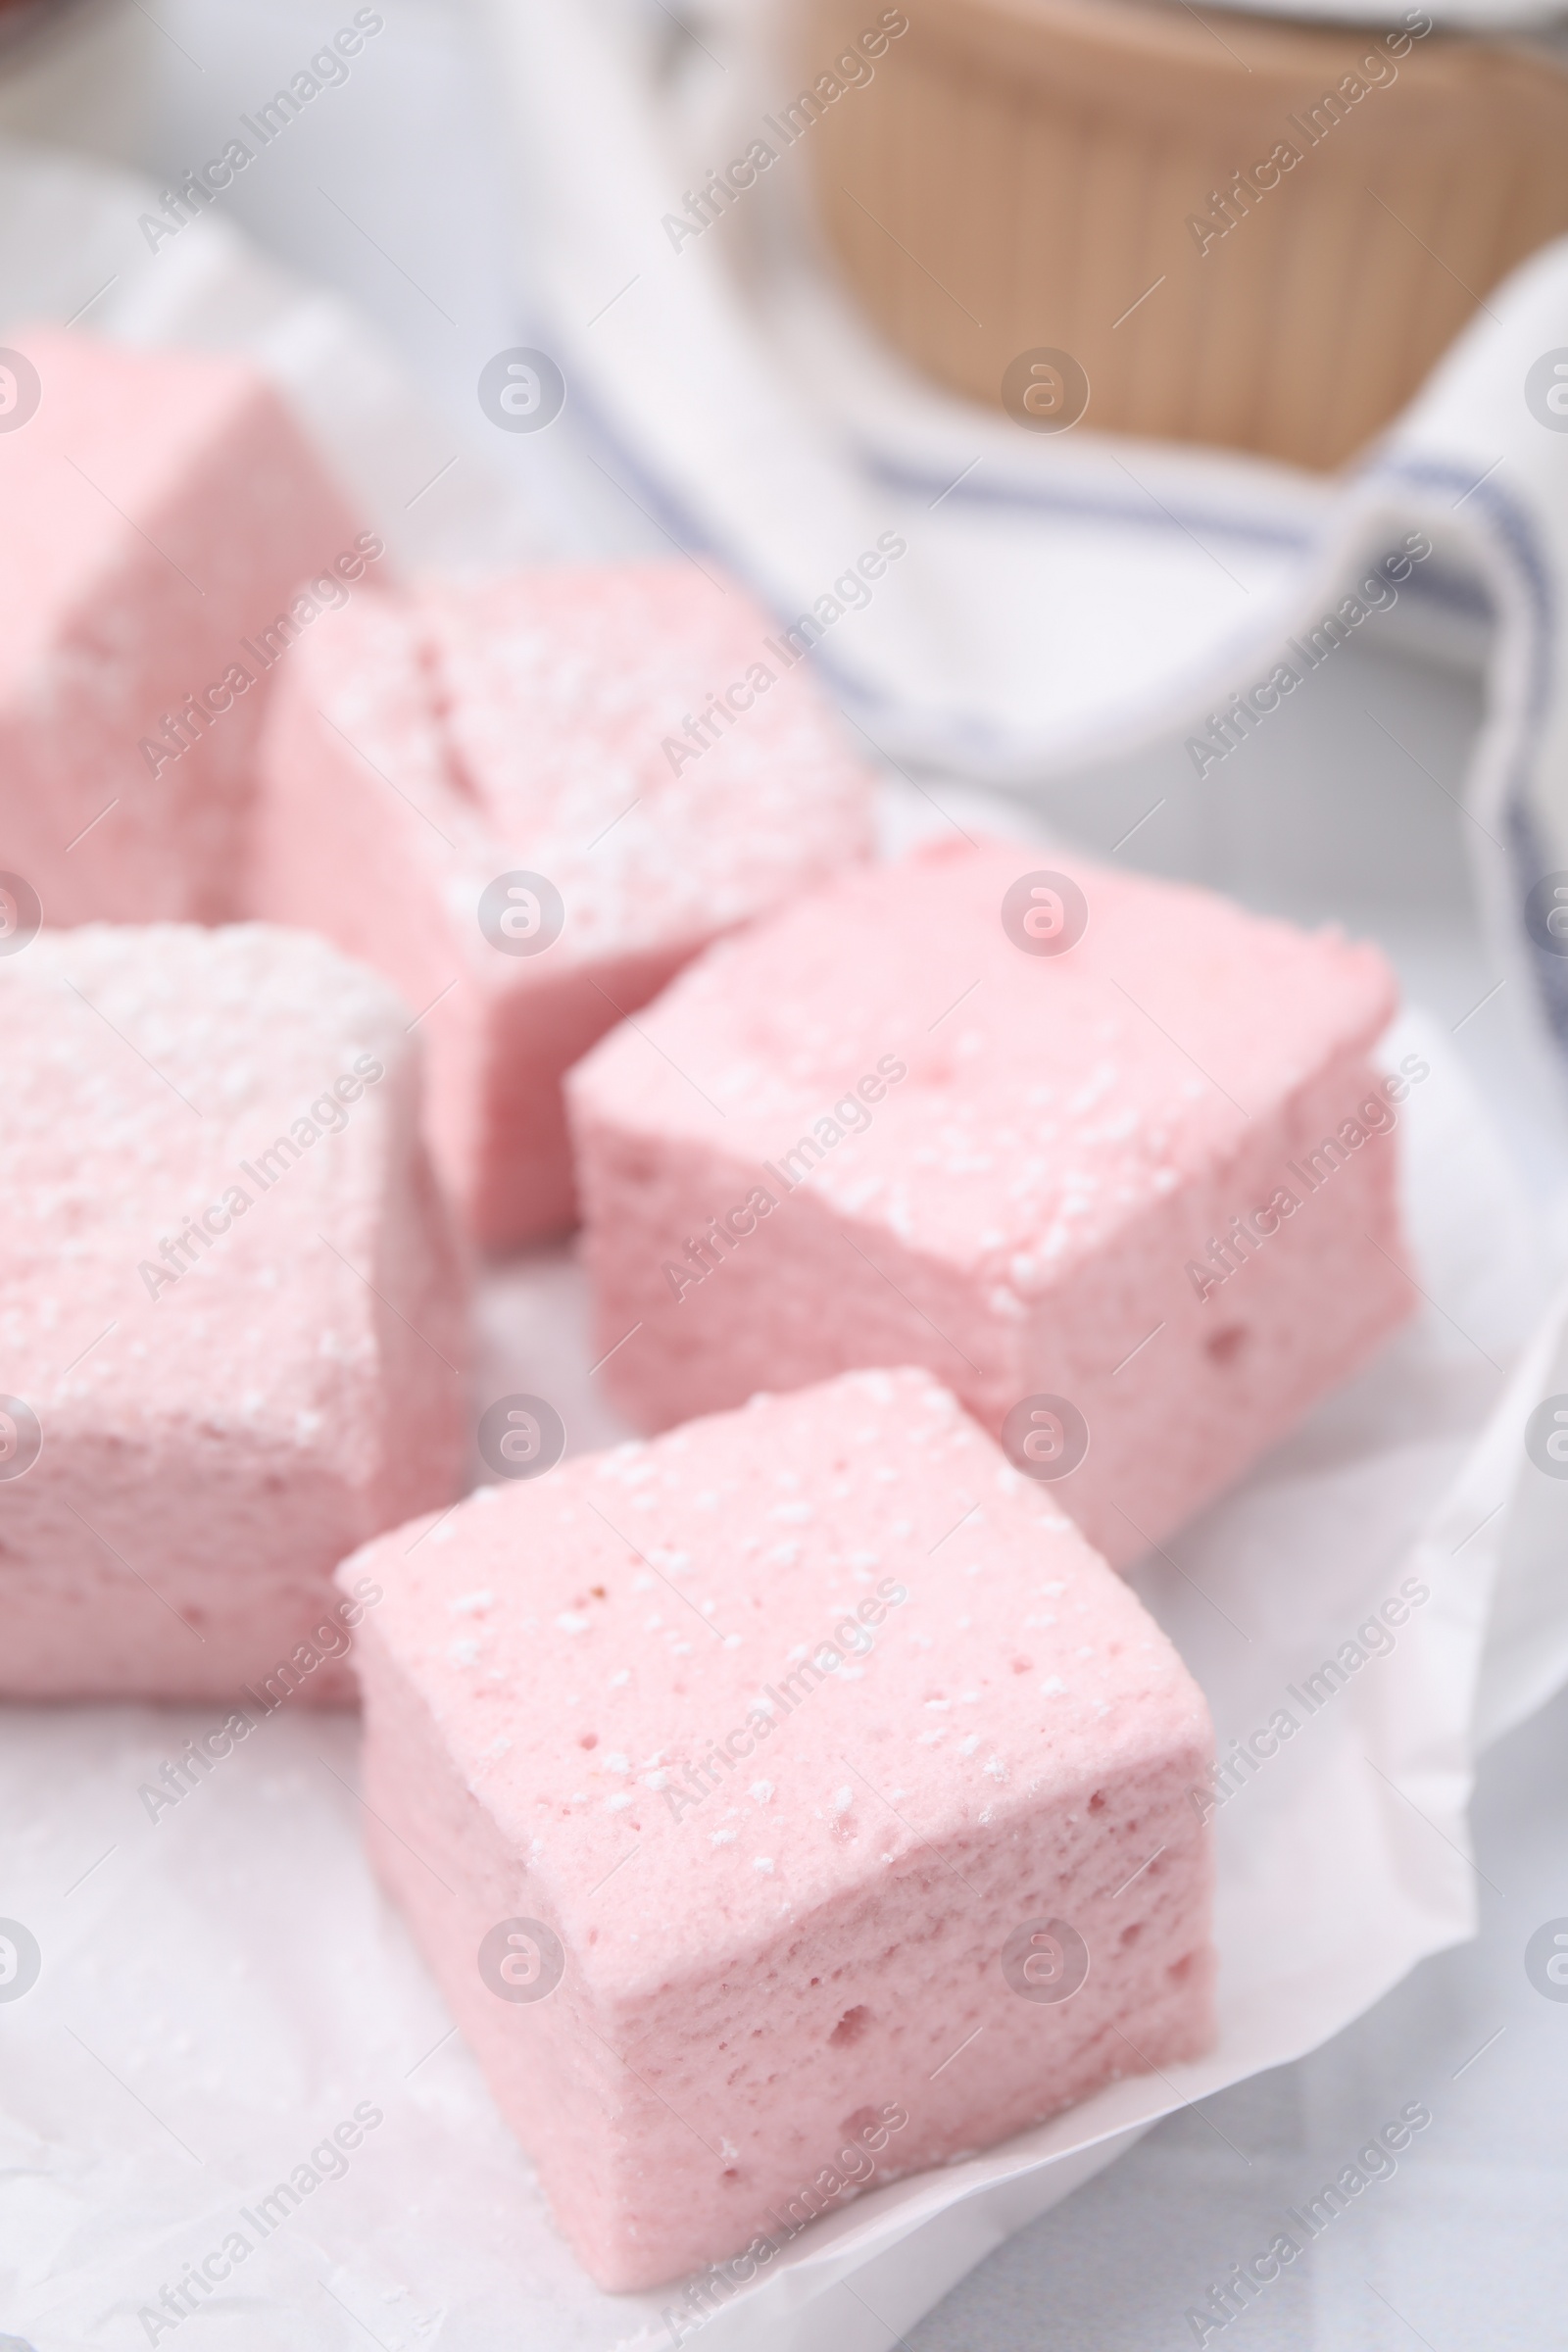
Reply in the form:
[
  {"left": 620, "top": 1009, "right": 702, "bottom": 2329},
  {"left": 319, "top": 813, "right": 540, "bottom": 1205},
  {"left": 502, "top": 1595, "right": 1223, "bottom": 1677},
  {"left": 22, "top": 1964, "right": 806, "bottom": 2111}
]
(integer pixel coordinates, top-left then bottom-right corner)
[
  {"left": 4, "top": 138, "right": 1568, "bottom": 2352},
  {"left": 5, "top": 993, "right": 1565, "bottom": 2352}
]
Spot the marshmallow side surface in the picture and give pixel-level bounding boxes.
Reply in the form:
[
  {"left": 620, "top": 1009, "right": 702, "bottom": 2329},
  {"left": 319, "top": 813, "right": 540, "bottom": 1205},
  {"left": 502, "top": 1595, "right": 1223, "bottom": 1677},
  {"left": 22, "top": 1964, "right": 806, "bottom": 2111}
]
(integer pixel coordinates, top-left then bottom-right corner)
[
  {"left": 0, "top": 922, "right": 467, "bottom": 1701},
  {"left": 567, "top": 837, "right": 1414, "bottom": 1566},
  {"left": 340, "top": 1366, "right": 1214, "bottom": 2289},
  {"left": 0, "top": 325, "right": 369, "bottom": 924}
]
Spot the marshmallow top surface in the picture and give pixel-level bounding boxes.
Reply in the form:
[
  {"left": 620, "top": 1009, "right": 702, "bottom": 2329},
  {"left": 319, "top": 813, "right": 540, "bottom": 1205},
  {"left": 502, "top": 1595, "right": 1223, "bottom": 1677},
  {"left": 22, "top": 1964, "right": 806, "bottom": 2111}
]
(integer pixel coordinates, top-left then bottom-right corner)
[
  {"left": 570, "top": 837, "right": 1398, "bottom": 1290},
  {"left": 299, "top": 564, "right": 875, "bottom": 970},
  {"left": 0, "top": 923, "right": 413, "bottom": 1425},
  {"left": 347, "top": 1368, "right": 1210, "bottom": 1990},
  {"left": 0, "top": 326, "right": 313, "bottom": 682}
]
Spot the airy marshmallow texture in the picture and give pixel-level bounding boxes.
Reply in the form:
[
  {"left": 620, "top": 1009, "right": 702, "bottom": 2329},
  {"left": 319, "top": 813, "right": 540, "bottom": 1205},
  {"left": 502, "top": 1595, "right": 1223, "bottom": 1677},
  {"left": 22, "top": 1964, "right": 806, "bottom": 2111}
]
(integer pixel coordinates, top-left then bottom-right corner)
[
  {"left": 342, "top": 1368, "right": 1215, "bottom": 2289},
  {"left": 568, "top": 838, "right": 1414, "bottom": 1566},
  {"left": 0, "top": 325, "right": 365, "bottom": 924},
  {"left": 0, "top": 923, "right": 467, "bottom": 1701},
  {"left": 250, "top": 566, "right": 874, "bottom": 1247}
]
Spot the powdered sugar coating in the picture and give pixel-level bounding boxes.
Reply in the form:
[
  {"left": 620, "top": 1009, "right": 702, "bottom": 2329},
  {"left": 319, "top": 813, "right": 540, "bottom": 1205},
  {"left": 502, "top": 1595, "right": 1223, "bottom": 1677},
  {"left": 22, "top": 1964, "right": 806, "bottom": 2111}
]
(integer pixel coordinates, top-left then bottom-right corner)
[
  {"left": 0, "top": 923, "right": 467, "bottom": 1700},
  {"left": 424, "top": 569, "right": 871, "bottom": 958},
  {"left": 569, "top": 838, "right": 1414, "bottom": 1563},
  {"left": 343, "top": 1367, "right": 1213, "bottom": 2288},
  {"left": 252, "top": 565, "right": 873, "bottom": 1246}
]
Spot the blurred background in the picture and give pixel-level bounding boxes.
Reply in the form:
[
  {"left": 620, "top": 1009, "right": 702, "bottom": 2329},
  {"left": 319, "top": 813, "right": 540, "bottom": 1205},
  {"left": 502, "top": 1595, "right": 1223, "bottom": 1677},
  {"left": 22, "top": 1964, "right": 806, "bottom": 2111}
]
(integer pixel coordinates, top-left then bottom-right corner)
[
  {"left": 3, "top": 1, "right": 1566, "bottom": 2344},
  {"left": 4, "top": 0, "right": 1559, "bottom": 1195}
]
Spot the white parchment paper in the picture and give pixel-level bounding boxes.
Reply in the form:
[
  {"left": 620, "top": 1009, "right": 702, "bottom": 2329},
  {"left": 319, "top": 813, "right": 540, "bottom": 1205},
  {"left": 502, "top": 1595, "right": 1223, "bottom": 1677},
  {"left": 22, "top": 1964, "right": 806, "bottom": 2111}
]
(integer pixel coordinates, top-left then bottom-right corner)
[
  {"left": 5, "top": 999, "right": 1566, "bottom": 2352},
  {"left": 5, "top": 139, "right": 1568, "bottom": 2352}
]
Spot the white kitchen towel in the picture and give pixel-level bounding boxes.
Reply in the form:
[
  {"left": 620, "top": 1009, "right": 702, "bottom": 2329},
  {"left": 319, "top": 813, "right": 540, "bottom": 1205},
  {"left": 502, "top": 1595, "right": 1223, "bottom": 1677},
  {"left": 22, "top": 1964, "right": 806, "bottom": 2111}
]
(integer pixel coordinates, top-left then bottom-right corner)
[{"left": 477, "top": 0, "right": 1568, "bottom": 1104}]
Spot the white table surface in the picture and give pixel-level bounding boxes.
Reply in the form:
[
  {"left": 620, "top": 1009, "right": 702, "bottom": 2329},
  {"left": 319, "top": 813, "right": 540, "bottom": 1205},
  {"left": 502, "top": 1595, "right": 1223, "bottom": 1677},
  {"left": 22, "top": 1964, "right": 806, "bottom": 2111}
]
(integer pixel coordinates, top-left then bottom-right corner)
[{"left": 6, "top": 4, "right": 1566, "bottom": 2346}]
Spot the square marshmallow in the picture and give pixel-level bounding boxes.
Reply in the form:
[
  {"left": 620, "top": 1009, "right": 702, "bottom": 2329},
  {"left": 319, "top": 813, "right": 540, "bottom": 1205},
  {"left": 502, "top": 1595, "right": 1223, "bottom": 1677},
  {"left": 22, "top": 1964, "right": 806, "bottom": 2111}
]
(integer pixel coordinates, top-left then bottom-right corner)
[
  {"left": 341, "top": 1368, "right": 1214, "bottom": 2289},
  {"left": 569, "top": 839, "right": 1415, "bottom": 1568},
  {"left": 0, "top": 923, "right": 467, "bottom": 1701},
  {"left": 0, "top": 325, "right": 371, "bottom": 926},
  {"left": 251, "top": 565, "right": 874, "bottom": 1248}
]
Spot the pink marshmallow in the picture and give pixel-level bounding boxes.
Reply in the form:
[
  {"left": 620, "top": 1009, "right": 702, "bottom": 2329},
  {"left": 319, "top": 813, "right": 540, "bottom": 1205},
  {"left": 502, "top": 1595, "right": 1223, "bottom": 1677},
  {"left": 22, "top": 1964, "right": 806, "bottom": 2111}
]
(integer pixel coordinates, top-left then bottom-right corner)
[
  {"left": 341, "top": 1367, "right": 1214, "bottom": 2290},
  {"left": 568, "top": 839, "right": 1416, "bottom": 1568},
  {"left": 0, "top": 922, "right": 467, "bottom": 1703},
  {"left": 0, "top": 325, "right": 372, "bottom": 926},
  {"left": 250, "top": 565, "right": 875, "bottom": 1249}
]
